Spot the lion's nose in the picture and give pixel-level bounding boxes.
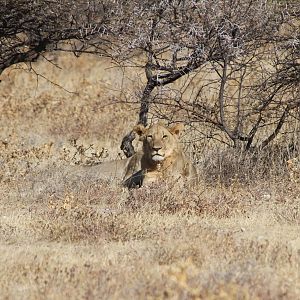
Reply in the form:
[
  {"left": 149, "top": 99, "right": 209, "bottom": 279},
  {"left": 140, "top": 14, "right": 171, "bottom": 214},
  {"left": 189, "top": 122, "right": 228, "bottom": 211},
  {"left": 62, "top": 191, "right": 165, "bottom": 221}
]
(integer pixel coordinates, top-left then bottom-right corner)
[{"left": 152, "top": 146, "right": 162, "bottom": 152}]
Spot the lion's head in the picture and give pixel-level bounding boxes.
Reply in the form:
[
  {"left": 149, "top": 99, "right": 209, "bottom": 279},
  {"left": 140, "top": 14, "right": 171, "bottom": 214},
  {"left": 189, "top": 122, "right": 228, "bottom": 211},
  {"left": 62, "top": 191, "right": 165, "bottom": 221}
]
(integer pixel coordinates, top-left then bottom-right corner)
[
  {"left": 134, "top": 122, "right": 184, "bottom": 164},
  {"left": 122, "top": 122, "right": 197, "bottom": 187}
]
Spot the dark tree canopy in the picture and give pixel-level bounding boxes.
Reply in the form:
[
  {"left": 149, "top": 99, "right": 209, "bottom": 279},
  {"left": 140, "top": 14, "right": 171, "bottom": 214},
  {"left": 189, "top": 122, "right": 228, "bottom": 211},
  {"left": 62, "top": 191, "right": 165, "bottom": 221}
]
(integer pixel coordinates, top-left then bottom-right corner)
[{"left": 0, "top": 0, "right": 109, "bottom": 75}]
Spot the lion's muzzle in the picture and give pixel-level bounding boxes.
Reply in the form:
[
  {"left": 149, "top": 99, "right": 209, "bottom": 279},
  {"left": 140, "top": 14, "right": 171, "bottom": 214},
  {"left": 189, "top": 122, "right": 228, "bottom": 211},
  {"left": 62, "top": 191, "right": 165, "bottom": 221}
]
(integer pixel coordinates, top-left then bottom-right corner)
[
  {"left": 151, "top": 147, "right": 165, "bottom": 161},
  {"left": 151, "top": 153, "right": 164, "bottom": 161}
]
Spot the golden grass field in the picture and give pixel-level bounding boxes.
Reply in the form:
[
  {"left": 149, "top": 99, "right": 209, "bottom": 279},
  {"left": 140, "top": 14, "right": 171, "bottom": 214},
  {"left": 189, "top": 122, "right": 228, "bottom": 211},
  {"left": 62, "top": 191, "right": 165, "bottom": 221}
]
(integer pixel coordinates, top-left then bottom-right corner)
[{"left": 0, "top": 53, "right": 299, "bottom": 299}]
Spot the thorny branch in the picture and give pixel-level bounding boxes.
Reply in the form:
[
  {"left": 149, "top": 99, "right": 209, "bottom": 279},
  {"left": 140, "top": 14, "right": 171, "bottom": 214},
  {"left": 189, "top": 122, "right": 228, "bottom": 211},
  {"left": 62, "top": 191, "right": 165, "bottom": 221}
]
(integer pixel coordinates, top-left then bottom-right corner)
[{"left": 1, "top": 0, "right": 300, "bottom": 152}]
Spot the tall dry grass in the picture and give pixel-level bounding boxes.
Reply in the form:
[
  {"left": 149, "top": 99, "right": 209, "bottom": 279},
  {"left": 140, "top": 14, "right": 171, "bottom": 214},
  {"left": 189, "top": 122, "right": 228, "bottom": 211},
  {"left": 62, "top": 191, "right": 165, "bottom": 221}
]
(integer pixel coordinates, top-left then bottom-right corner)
[{"left": 0, "top": 53, "right": 299, "bottom": 299}]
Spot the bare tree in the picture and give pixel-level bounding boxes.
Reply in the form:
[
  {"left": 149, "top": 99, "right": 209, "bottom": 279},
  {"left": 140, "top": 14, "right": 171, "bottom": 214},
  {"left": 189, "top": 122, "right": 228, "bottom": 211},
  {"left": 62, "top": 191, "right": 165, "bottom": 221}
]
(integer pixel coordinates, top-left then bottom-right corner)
[
  {"left": 0, "top": 0, "right": 110, "bottom": 76},
  {"left": 104, "top": 0, "right": 300, "bottom": 153},
  {"left": 1, "top": 0, "right": 299, "bottom": 154}
]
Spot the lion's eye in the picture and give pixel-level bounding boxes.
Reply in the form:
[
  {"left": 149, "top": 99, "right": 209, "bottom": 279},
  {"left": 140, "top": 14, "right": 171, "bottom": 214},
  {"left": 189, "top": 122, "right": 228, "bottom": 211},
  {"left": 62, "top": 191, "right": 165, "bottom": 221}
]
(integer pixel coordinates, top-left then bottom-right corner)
[
  {"left": 147, "top": 135, "right": 153, "bottom": 139},
  {"left": 163, "top": 135, "right": 168, "bottom": 139}
]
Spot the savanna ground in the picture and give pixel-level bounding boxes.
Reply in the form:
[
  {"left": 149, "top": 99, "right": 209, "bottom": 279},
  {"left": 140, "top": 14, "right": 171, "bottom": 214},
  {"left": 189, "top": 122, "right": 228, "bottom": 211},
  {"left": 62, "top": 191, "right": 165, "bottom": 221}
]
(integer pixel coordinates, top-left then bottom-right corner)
[{"left": 0, "top": 53, "right": 299, "bottom": 299}]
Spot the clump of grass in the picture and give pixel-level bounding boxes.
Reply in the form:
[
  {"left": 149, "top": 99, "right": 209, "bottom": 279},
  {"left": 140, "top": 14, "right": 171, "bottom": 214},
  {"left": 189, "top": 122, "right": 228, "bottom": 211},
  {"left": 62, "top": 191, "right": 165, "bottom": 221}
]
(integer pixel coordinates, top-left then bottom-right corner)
[
  {"left": 199, "top": 144, "right": 296, "bottom": 186},
  {"left": 126, "top": 181, "right": 254, "bottom": 218}
]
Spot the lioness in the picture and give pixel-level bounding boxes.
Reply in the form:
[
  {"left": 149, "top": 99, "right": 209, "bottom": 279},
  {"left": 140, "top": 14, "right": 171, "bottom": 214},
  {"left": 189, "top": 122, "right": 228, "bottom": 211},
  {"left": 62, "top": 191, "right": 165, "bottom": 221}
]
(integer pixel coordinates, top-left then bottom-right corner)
[
  {"left": 125, "top": 122, "right": 198, "bottom": 187},
  {"left": 67, "top": 123, "right": 197, "bottom": 188}
]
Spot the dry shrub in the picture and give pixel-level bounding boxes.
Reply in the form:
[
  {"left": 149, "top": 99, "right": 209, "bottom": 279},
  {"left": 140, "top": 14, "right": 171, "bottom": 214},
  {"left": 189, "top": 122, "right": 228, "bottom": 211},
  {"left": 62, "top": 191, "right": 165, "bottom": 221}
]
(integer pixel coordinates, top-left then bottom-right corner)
[
  {"left": 159, "top": 230, "right": 298, "bottom": 300},
  {"left": 31, "top": 181, "right": 129, "bottom": 242},
  {"left": 126, "top": 180, "right": 254, "bottom": 218},
  {"left": 165, "top": 260, "right": 254, "bottom": 300},
  {"left": 200, "top": 144, "right": 295, "bottom": 185}
]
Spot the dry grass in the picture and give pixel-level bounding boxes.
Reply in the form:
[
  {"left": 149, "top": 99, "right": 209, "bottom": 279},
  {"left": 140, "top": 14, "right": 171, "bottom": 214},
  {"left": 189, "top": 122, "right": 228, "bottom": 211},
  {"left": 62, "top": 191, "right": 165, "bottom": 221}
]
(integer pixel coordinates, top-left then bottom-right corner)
[{"left": 0, "top": 53, "right": 299, "bottom": 300}]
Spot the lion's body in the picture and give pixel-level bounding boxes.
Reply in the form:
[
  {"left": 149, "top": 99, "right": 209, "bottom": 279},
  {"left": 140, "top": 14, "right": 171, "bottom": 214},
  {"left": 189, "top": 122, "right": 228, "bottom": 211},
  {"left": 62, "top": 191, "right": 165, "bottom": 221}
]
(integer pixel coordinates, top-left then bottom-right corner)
[
  {"left": 67, "top": 152, "right": 142, "bottom": 185},
  {"left": 68, "top": 123, "right": 197, "bottom": 187}
]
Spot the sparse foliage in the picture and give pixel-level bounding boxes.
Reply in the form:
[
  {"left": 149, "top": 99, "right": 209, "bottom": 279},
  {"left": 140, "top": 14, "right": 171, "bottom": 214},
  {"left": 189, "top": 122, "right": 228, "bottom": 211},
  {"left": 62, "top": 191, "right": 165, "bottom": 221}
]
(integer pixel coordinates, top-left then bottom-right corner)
[
  {"left": 111, "top": 0, "right": 300, "bottom": 152},
  {"left": 0, "top": 0, "right": 109, "bottom": 75},
  {"left": 1, "top": 0, "right": 300, "bottom": 153}
]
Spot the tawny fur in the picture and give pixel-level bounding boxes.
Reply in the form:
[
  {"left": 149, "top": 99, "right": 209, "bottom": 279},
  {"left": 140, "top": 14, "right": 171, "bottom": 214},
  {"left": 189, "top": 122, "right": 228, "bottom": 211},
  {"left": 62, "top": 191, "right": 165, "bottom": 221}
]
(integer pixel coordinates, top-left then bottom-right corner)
[{"left": 68, "top": 123, "right": 197, "bottom": 188}]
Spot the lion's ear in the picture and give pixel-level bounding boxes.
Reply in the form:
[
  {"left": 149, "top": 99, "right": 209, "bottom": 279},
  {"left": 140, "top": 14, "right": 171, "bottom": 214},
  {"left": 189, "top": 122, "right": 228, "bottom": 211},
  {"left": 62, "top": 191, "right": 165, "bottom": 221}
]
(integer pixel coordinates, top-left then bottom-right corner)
[
  {"left": 169, "top": 123, "right": 184, "bottom": 136},
  {"left": 133, "top": 124, "right": 147, "bottom": 137}
]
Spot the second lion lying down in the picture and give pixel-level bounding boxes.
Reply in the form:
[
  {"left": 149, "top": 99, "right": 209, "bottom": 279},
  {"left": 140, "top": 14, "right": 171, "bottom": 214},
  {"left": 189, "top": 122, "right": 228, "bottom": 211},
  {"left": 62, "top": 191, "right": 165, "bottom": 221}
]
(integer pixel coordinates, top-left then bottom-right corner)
[{"left": 69, "top": 123, "right": 197, "bottom": 188}]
